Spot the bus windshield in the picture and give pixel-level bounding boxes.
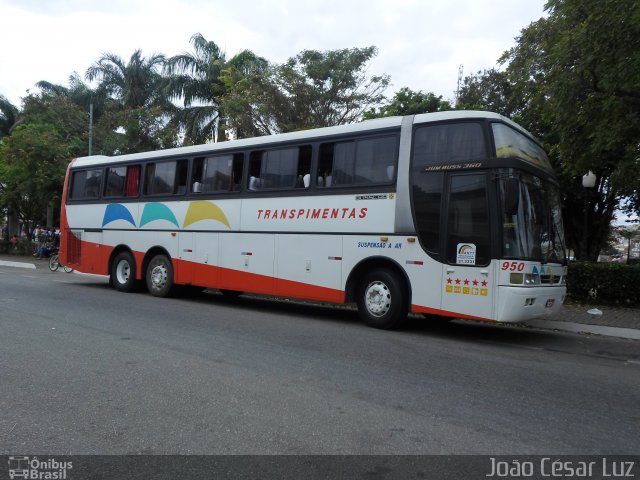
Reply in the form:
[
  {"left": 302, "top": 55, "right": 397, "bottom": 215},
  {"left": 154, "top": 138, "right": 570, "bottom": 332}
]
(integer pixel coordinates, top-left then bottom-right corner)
[{"left": 500, "top": 171, "right": 567, "bottom": 264}]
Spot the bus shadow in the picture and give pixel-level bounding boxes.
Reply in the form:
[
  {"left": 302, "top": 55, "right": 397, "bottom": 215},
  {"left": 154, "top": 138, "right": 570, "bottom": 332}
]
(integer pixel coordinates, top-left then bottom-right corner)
[
  {"left": 403, "top": 315, "right": 558, "bottom": 345},
  {"left": 192, "top": 290, "right": 559, "bottom": 346},
  {"left": 70, "top": 281, "right": 560, "bottom": 346}
]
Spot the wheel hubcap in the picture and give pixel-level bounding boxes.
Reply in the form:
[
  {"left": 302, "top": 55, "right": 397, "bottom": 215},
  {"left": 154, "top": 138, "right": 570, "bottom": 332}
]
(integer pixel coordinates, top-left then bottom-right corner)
[
  {"left": 150, "top": 264, "right": 167, "bottom": 290},
  {"left": 364, "top": 281, "right": 391, "bottom": 317},
  {"left": 116, "top": 260, "right": 130, "bottom": 284}
]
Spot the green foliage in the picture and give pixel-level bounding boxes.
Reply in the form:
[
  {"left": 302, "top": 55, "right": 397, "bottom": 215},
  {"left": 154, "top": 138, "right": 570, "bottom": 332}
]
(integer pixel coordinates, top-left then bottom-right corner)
[
  {"left": 0, "top": 118, "right": 78, "bottom": 229},
  {"left": 456, "top": 69, "right": 516, "bottom": 118},
  {"left": 93, "top": 105, "right": 179, "bottom": 155},
  {"left": 86, "top": 50, "right": 176, "bottom": 154},
  {"left": 467, "top": 0, "right": 640, "bottom": 261},
  {"left": 220, "top": 46, "right": 390, "bottom": 136},
  {"left": 0, "top": 94, "right": 19, "bottom": 138},
  {"left": 86, "top": 50, "right": 167, "bottom": 109},
  {"left": 364, "top": 87, "right": 452, "bottom": 119},
  {"left": 165, "top": 33, "right": 268, "bottom": 144},
  {"left": 568, "top": 262, "right": 640, "bottom": 306}
]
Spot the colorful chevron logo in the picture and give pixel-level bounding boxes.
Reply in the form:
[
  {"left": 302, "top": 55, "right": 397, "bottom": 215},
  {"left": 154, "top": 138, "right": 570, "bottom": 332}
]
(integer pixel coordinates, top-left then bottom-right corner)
[{"left": 101, "top": 201, "right": 230, "bottom": 229}]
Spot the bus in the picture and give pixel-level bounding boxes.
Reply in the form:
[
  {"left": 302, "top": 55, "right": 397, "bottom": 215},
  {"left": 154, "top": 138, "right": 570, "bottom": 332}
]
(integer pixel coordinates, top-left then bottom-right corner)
[{"left": 59, "top": 111, "right": 567, "bottom": 329}]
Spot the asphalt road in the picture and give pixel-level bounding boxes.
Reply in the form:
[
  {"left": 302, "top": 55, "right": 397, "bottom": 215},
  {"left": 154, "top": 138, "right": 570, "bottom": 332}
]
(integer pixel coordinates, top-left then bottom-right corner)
[{"left": 1, "top": 266, "right": 639, "bottom": 455}]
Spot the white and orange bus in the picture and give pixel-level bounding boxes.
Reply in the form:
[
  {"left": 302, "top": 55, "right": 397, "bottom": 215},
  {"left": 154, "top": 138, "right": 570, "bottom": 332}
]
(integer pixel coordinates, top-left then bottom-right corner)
[{"left": 60, "top": 111, "right": 567, "bottom": 329}]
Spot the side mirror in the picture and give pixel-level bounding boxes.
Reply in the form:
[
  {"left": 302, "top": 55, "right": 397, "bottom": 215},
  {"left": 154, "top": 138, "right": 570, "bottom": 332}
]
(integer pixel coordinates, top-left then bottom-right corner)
[{"left": 504, "top": 178, "right": 520, "bottom": 216}]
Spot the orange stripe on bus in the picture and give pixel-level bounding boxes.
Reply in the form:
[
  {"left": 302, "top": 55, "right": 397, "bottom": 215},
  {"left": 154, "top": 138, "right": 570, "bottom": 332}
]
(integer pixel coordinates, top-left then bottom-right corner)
[{"left": 411, "top": 304, "right": 494, "bottom": 322}]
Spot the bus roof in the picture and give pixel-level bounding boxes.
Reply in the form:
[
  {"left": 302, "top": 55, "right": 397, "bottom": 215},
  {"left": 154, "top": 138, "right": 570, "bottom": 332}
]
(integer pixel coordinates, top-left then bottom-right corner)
[{"left": 71, "top": 110, "right": 527, "bottom": 168}]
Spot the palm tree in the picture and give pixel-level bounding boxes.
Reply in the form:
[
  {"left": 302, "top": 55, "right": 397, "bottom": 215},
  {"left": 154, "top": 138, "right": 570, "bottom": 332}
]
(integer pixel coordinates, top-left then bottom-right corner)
[
  {"left": 85, "top": 50, "right": 177, "bottom": 153},
  {"left": 37, "top": 72, "right": 102, "bottom": 114},
  {"left": 165, "top": 33, "right": 267, "bottom": 144},
  {"left": 0, "top": 94, "right": 19, "bottom": 138},
  {"left": 86, "top": 50, "right": 168, "bottom": 109}
]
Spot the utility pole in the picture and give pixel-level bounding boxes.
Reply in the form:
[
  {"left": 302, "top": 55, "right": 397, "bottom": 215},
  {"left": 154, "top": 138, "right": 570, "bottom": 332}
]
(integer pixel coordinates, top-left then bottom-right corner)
[
  {"left": 455, "top": 65, "right": 464, "bottom": 104},
  {"left": 88, "top": 103, "right": 94, "bottom": 156}
]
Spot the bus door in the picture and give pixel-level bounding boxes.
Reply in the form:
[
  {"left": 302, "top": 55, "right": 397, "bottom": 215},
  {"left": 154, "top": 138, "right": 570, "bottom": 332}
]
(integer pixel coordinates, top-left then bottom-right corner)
[{"left": 440, "top": 172, "right": 494, "bottom": 320}]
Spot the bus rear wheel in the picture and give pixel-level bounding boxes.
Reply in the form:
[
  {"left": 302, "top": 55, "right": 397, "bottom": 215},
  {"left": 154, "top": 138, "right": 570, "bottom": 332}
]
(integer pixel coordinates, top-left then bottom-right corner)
[
  {"left": 357, "top": 269, "right": 407, "bottom": 330},
  {"left": 111, "top": 251, "right": 137, "bottom": 292},
  {"left": 146, "top": 254, "right": 174, "bottom": 297}
]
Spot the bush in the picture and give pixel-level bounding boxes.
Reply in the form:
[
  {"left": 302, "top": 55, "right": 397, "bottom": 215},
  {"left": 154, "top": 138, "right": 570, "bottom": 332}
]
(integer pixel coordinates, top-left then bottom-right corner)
[
  {"left": 568, "top": 262, "right": 640, "bottom": 306},
  {"left": 0, "top": 238, "right": 8, "bottom": 254},
  {"left": 14, "top": 237, "right": 33, "bottom": 256}
]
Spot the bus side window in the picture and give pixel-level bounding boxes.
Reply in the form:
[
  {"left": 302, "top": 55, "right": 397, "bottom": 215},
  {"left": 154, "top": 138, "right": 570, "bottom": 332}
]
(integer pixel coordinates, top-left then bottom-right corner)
[
  {"left": 354, "top": 136, "right": 397, "bottom": 184},
  {"left": 248, "top": 147, "right": 308, "bottom": 190},
  {"left": 191, "top": 158, "right": 205, "bottom": 193},
  {"left": 296, "top": 145, "right": 312, "bottom": 189},
  {"left": 174, "top": 159, "right": 188, "bottom": 195},
  {"left": 104, "top": 165, "right": 140, "bottom": 197},
  {"left": 104, "top": 166, "right": 127, "bottom": 197},
  {"left": 318, "top": 135, "right": 397, "bottom": 187},
  {"left": 144, "top": 161, "right": 175, "bottom": 195},
  {"left": 318, "top": 142, "right": 355, "bottom": 187},
  {"left": 70, "top": 169, "right": 103, "bottom": 199},
  {"left": 412, "top": 172, "right": 443, "bottom": 256},
  {"left": 193, "top": 154, "right": 243, "bottom": 194}
]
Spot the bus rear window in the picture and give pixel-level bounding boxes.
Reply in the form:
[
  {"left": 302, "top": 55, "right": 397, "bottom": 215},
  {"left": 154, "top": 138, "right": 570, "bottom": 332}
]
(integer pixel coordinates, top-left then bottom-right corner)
[{"left": 70, "top": 169, "right": 103, "bottom": 200}]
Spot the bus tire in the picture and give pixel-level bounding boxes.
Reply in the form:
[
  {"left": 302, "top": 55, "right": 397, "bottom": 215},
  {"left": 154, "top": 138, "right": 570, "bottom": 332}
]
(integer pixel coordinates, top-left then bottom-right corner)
[
  {"left": 146, "top": 254, "right": 174, "bottom": 297},
  {"left": 111, "top": 251, "right": 137, "bottom": 292},
  {"left": 357, "top": 268, "right": 407, "bottom": 330}
]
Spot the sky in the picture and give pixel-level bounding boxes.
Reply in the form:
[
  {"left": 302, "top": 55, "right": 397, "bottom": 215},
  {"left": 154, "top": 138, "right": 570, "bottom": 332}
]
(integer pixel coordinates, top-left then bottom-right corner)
[{"left": 0, "top": 0, "right": 548, "bottom": 108}]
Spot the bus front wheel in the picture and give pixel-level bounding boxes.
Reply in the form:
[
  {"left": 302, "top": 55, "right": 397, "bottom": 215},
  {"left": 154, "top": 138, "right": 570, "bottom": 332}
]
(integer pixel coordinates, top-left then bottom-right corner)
[
  {"left": 357, "top": 269, "right": 407, "bottom": 330},
  {"left": 146, "top": 254, "right": 174, "bottom": 297},
  {"left": 111, "top": 251, "right": 137, "bottom": 292}
]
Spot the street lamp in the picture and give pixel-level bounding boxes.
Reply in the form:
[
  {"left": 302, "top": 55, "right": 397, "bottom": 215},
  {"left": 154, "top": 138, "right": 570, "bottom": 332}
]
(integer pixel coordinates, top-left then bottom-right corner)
[
  {"left": 582, "top": 171, "right": 597, "bottom": 188},
  {"left": 581, "top": 171, "right": 597, "bottom": 260}
]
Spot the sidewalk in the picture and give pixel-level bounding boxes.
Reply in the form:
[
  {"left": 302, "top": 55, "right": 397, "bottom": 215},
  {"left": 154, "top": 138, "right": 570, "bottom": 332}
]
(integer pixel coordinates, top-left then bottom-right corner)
[
  {"left": 525, "top": 302, "right": 640, "bottom": 341},
  {"left": 1, "top": 253, "right": 638, "bottom": 340}
]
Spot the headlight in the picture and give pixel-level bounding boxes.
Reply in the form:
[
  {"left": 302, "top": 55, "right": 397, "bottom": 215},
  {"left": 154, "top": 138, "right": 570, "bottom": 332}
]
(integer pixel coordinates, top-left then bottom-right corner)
[{"left": 510, "top": 273, "right": 539, "bottom": 285}]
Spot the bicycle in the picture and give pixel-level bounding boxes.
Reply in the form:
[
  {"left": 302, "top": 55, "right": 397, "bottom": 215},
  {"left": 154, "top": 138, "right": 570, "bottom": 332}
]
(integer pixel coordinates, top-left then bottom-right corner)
[{"left": 49, "top": 252, "right": 74, "bottom": 273}]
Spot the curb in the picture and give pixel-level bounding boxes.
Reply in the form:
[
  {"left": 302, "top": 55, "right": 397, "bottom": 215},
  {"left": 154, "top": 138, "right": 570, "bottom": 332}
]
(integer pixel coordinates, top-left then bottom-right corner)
[
  {"left": 525, "top": 319, "right": 640, "bottom": 341},
  {"left": 0, "top": 260, "right": 36, "bottom": 270}
]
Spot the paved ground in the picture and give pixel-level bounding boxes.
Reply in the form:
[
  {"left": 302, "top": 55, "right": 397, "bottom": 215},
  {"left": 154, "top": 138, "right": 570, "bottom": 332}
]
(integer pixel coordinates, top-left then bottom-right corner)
[{"left": 1, "top": 253, "right": 638, "bottom": 340}]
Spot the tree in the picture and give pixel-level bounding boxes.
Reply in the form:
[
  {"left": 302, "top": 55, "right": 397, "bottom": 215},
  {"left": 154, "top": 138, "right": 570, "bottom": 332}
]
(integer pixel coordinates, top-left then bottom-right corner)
[
  {"left": 86, "top": 50, "right": 168, "bottom": 109},
  {"left": 0, "top": 94, "right": 19, "bottom": 139},
  {"left": 499, "top": 0, "right": 640, "bottom": 261},
  {"left": 456, "top": 69, "right": 515, "bottom": 118},
  {"left": 0, "top": 94, "right": 87, "bottom": 232},
  {"left": 36, "top": 72, "right": 99, "bottom": 115},
  {"left": 165, "top": 33, "right": 268, "bottom": 144},
  {"left": 220, "top": 47, "right": 390, "bottom": 137},
  {"left": 86, "top": 50, "right": 178, "bottom": 153},
  {"left": 364, "top": 87, "right": 452, "bottom": 119}
]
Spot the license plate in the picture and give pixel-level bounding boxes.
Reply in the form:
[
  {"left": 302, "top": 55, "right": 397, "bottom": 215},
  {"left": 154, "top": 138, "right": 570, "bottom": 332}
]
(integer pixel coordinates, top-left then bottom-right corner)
[{"left": 545, "top": 299, "right": 555, "bottom": 308}]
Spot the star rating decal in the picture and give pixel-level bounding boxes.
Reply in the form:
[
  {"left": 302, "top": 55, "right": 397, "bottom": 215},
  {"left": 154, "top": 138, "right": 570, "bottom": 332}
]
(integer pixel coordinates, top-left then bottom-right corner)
[{"left": 444, "top": 276, "right": 490, "bottom": 296}]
